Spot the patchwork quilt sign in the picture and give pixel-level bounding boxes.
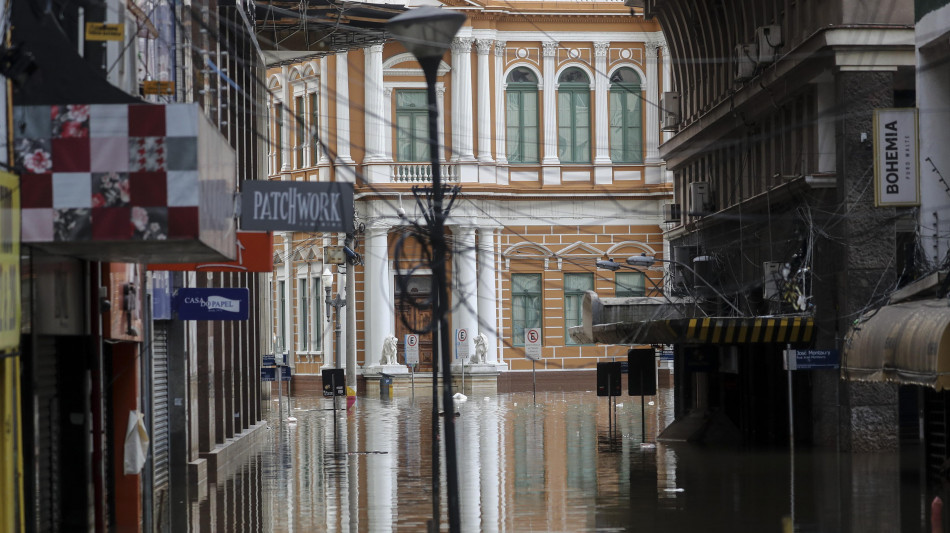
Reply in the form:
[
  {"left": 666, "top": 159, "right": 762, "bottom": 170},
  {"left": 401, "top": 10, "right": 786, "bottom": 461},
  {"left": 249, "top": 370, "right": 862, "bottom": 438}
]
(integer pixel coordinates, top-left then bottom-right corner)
[{"left": 13, "top": 103, "right": 236, "bottom": 262}]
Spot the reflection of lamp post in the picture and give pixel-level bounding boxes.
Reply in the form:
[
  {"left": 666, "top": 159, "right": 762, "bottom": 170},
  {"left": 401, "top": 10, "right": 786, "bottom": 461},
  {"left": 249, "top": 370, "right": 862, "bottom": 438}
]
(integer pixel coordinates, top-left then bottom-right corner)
[
  {"left": 323, "top": 267, "right": 344, "bottom": 369},
  {"left": 625, "top": 253, "right": 743, "bottom": 315},
  {"left": 387, "top": 8, "right": 466, "bottom": 533}
]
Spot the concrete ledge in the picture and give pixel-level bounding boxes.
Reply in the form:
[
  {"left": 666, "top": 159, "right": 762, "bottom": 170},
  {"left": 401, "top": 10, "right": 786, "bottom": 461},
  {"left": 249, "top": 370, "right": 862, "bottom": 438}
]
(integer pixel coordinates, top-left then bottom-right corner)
[
  {"left": 198, "top": 421, "right": 268, "bottom": 485},
  {"left": 187, "top": 458, "right": 208, "bottom": 503}
]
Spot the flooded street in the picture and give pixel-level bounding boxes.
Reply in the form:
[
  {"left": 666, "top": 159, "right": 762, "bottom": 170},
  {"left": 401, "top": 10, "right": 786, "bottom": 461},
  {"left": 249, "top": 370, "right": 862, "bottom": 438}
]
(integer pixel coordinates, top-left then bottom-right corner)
[{"left": 201, "top": 383, "right": 921, "bottom": 532}]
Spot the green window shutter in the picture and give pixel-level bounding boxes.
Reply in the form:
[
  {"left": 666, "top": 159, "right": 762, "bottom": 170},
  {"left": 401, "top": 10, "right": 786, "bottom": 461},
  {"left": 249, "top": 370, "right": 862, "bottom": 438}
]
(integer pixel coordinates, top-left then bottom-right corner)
[
  {"left": 395, "top": 90, "right": 429, "bottom": 162},
  {"left": 505, "top": 71, "right": 540, "bottom": 164},
  {"left": 512, "top": 274, "right": 543, "bottom": 346},
  {"left": 616, "top": 271, "right": 645, "bottom": 297},
  {"left": 609, "top": 68, "right": 643, "bottom": 163},
  {"left": 564, "top": 273, "right": 593, "bottom": 344}
]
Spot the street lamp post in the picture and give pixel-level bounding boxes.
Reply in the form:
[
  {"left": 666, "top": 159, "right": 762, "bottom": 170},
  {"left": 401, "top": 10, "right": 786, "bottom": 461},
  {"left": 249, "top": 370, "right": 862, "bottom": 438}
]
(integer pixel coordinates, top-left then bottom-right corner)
[
  {"left": 323, "top": 267, "right": 344, "bottom": 369},
  {"left": 387, "top": 8, "right": 467, "bottom": 533},
  {"left": 625, "top": 253, "right": 743, "bottom": 315}
]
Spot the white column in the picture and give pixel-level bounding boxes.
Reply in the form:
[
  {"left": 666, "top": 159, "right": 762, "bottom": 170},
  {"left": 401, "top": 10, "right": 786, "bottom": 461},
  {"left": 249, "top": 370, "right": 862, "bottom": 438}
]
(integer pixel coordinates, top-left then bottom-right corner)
[
  {"left": 541, "top": 41, "right": 560, "bottom": 181},
  {"left": 476, "top": 227, "right": 500, "bottom": 365},
  {"left": 364, "top": 225, "right": 392, "bottom": 366},
  {"left": 335, "top": 52, "right": 355, "bottom": 166},
  {"left": 364, "top": 44, "right": 386, "bottom": 165},
  {"left": 493, "top": 41, "right": 508, "bottom": 184},
  {"left": 453, "top": 225, "right": 478, "bottom": 364},
  {"left": 318, "top": 57, "right": 330, "bottom": 166},
  {"left": 452, "top": 38, "right": 476, "bottom": 163},
  {"left": 645, "top": 41, "right": 661, "bottom": 163},
  {"left": 661, "top": 45, "right": 673, "bottom": 145},
  {"left": 476, "top": 39, "right": 493, "bottom": 164},
  {"left": 437, "top": 84, "right": 447, "bottom": 162},
  {"left": 280, "top": 65, "right": 292, "bottom": 172},
  {"left": 383, "top": 87, "right": 393, "bottom": 163},
  {"left": 816, "top": 79, "right": 836, "bottom": 174},
  {"left": 593, "top": 41, "right": 611, "bottom": 186}
]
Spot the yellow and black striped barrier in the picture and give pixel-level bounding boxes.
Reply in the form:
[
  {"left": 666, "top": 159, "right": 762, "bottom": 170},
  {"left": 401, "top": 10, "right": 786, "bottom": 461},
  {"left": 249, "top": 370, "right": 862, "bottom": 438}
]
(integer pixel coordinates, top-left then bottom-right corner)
[{"left": 675, "top": 316, "right": 814, "bottom": 344}]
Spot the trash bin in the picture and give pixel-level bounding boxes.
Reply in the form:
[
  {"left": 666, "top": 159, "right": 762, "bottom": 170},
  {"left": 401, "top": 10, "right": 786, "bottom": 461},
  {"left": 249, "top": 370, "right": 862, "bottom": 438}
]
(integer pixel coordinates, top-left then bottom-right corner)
[{"left": 380, "top": 373, "right": 393, "bottom": 399}]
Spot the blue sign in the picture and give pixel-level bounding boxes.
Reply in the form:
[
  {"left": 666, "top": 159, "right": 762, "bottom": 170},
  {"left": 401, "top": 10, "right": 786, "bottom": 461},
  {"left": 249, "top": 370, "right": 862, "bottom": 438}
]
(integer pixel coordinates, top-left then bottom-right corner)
[
  {"left": 175, "top": 288, "right": 249, "bottom": 320},
  {"left": 788, "top": 349, "right": 839, "bottom": 370},
  {"left": 280, "top": 366, "right": 292, "bottom": 381},
  {"left": 262, "top": 354, "right": 276, "bottom": 366},
  {"left": 261, "top": 367, "right": 277, "bottom": 382},
  {"left": 151, "top": 271, "right": 173, "bottom": 320}
]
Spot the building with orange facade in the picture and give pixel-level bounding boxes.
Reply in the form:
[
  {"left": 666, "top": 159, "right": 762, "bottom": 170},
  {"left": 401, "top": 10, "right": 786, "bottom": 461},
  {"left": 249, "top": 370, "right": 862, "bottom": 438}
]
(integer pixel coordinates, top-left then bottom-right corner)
[{"left": 263, "top": 0, "right": 673, "bottom": 388}]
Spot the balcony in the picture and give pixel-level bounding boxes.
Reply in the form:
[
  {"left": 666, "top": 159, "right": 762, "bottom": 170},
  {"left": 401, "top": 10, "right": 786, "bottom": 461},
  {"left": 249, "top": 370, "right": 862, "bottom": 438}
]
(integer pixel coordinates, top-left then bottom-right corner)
[{"left": 392, "top": 162, "right": 459, "bottom": 184}]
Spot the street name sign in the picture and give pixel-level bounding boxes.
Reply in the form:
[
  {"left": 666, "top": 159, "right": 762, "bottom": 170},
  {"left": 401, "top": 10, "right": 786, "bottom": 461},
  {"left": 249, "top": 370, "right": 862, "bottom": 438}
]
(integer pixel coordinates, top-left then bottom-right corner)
[
  {"left": 785, "top": 349, "right": 839, "bottom": 370},
  {"left": 241, "top": 181, "right": 354, "bottom": 233}
]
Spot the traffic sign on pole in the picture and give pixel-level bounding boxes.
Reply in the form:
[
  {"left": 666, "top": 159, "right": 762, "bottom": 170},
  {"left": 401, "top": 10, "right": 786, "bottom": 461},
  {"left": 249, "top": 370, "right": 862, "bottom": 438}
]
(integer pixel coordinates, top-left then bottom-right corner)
[
  {"left": 405, "top": 334, "right": 420, "bottom": 365},
  {"left": 524, "top": 328, "right": 542, "bottom": 361}
]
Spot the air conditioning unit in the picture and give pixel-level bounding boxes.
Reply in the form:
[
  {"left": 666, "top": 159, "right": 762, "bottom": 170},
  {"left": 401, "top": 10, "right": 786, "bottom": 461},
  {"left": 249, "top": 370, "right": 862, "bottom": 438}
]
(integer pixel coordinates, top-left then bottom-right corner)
[
  {"left": 662, "top": 203, "right": 681, "bottom": 223},
  {"left": 688, "top": 182, "right": 713, "bottom": 216},
  {"left": 660, "top": 91, "right": 680, "bottom": 131},
  {"left": 755, "top": 25, "right": 782, "bottom": 65},
  {"left": 734, "top": 43, "right": 757, "bottom": 82}
]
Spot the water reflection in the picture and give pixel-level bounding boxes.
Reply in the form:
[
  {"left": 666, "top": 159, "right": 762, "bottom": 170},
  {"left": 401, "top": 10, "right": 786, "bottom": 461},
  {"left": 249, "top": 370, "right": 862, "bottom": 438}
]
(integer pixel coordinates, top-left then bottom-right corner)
[{"left": 198, "top": 386, "right": 914, "bottom": 532}]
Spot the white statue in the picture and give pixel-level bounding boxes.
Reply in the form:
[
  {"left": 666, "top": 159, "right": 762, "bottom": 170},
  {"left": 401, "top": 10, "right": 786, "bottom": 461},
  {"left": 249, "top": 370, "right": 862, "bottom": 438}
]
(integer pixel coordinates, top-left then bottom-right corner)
[
  {"left": 380, "top": 335, "right": 399, "bottom": 366},
  {"left": 472, "top": 333, "right": 488, "bottom": 364}
]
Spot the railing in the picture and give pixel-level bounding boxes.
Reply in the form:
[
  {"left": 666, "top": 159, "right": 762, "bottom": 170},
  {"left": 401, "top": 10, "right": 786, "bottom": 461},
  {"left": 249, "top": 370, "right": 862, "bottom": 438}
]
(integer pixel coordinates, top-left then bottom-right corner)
[{"left": 392, "top": 162, "right": 459, "bottom": 183}]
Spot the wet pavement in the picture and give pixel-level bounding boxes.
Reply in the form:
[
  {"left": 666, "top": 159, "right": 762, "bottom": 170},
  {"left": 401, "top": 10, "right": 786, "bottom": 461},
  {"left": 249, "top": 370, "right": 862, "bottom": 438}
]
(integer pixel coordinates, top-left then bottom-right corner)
[{"left": 198, "top": 383, "right": 923, "bottom": 532}]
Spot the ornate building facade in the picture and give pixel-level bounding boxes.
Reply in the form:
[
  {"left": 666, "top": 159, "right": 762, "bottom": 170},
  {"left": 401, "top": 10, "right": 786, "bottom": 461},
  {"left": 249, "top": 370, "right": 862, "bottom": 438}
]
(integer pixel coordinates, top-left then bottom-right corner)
[{"left": 264, "top": 0, "right": 673, "bottom": 386}]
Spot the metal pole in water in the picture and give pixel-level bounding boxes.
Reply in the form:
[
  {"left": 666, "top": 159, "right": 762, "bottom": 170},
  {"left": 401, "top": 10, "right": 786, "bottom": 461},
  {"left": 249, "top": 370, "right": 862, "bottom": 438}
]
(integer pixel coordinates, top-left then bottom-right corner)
[
  {"left": 532, "top": 360, "right": 537, "bottom": 404},
  {"left": 641, "top": 373, "right": 646, "bottom": 443}
]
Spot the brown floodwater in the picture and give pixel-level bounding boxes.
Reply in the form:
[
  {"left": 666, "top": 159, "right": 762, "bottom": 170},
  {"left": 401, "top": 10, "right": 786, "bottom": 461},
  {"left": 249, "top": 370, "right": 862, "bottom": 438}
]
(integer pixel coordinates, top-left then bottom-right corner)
[{"left": 199, "top": 383, "right": 924, "bottom": 532}]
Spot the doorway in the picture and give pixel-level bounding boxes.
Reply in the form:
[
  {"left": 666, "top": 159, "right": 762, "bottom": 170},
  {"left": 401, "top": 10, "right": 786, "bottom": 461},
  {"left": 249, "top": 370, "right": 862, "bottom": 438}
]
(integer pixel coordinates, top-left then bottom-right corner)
[{"left": 395, "top": 275, "right": 435, "bottom": 371}]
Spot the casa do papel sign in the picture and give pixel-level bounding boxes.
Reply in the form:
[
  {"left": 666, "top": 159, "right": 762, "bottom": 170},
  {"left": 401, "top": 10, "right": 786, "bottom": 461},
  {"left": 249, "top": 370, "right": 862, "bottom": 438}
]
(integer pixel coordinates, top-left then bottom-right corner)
[
  {"left": 174, "top": 288, "right": 249, "bottom": 320},
  {"left": 873, "top": 108, "right": 920, "bottom": 207},
  {"left": 240, "top": 181, "right": 354, "bottom": 233}
]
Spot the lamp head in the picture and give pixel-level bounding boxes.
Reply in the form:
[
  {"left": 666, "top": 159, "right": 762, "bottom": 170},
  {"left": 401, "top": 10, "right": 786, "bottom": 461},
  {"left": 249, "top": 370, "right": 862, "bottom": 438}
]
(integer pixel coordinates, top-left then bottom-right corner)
[
  {"left": 386, "top": 7, "right": 467, "bottom": 61},
  {"left": 626, "top": 253, "right": 656, "bottom": 267},
  {"left": 596, "top": 259, "right": 622, "bottom": 271},
  {"left": 322, "top": 266, "right": 333, "bottom": 287}
]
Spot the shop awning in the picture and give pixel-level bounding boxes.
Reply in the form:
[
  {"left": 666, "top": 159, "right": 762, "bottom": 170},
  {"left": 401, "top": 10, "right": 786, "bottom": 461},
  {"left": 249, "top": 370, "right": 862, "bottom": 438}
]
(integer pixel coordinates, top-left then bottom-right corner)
[
  {"left": 842, "top": 299, "right": 950, "bottom": 391},
  {"left": 577, "top": 316, "right": 815, "bottom": 346}
]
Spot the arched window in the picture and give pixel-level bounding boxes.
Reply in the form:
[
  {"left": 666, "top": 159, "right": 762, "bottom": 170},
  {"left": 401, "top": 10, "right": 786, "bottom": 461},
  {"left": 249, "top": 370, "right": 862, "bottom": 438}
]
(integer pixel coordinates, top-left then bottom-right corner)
[
  {"left": 557, "top": 67, "right": 591, "bottom": 163},
  {"left": 609, "top": 67, "right": 643, "bottom": 163},
  {"left": 505, "top": 67, "right": 539, "bottom": 163}
]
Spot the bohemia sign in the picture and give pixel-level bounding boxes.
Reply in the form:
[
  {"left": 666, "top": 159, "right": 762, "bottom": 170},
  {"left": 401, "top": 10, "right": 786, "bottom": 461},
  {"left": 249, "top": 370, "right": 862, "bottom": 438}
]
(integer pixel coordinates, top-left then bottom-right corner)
[
  {"left": 873, "top": 108, "right": 920, "bottom": 207},
  {"left": 241, "top": 181, "right": 354, "bottom": 233}
]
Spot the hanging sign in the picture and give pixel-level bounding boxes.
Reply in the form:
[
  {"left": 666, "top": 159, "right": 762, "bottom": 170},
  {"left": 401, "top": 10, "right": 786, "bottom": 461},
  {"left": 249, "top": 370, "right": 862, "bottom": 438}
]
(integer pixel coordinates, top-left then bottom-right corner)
[
  {"left": 240, "top": 181, "right": 354, "bottom": 233},
  {"left": 405, "top": 334, "right": 420, "bottom": 365},
  {"left": 174, "top": 288, "right": 249, "bottom": 320},
  {"left": 86, "top": 22, "right": 124, "bottom": 41},
  {"left": 874, "top": 108, "right": 920, "bottom": 207}
]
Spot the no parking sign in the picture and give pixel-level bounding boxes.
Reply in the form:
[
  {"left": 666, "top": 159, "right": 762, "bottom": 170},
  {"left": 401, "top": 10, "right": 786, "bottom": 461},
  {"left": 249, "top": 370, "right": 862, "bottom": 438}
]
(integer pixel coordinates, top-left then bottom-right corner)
[
  {"left": 455, "top": 328, "right": 470, "bottom": 361},
  {"left": 525, "top": 328, "right": 542, "bottom": 361},
  {"left": 405, "top": 334, "right": 419, "bottom": 365}
]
